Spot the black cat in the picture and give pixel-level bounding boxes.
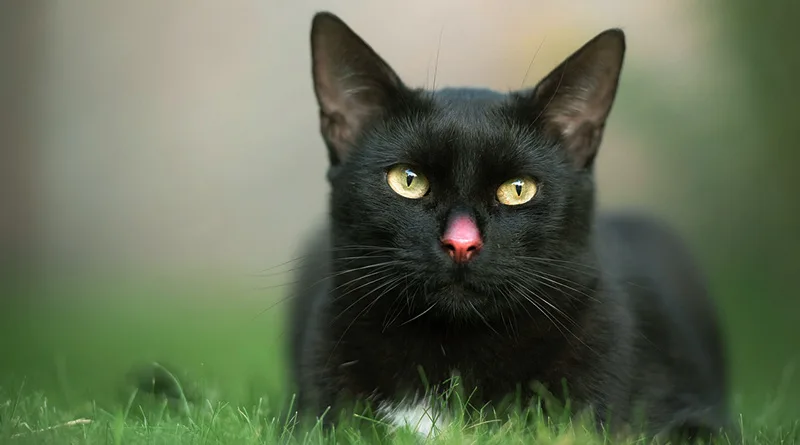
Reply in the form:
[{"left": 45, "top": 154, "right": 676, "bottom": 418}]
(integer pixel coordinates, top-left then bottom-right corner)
[{"left": 288, "top": 11, "right": 730, "bottom": 440}]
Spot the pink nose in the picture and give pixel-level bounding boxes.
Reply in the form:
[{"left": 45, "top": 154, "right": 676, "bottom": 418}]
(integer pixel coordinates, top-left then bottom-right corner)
[{"left": 441, "top": 215, "right": 483, "bottom": 263}]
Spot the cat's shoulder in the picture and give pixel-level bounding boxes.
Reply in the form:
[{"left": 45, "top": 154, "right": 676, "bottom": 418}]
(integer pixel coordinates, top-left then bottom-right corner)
[
  {"left": 595, "top": 211, "right": 687, "bottom": 256},
  {"left": 593, "top": 210, "right": 702, "bottom": 296}
]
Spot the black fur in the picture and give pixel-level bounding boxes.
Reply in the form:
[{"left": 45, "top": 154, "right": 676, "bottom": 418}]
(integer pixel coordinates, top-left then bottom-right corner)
[{"left": 288, "top": 11, "right": 730, "bottom": 439}]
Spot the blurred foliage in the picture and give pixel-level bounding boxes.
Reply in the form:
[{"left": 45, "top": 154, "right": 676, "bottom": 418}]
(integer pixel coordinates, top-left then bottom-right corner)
[
  {"left": 725, "top": 1, "right": 800, "bottom": 264},
  {"left": 713, "top": 0, "right": 800, "bottom": 418}
]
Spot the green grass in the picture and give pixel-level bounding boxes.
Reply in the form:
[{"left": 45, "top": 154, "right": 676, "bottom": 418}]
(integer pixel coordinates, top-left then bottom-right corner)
[
  {"left": 0, "top": 278, "right": 797, "bottom": 444},
  {"left": 2, "top": 386, "right": 798, "bottom": 445}
]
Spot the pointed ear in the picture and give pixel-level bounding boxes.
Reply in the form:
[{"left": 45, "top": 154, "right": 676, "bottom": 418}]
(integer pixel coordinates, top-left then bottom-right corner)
[
  {"left": 527, "top": 29, "right": 625, "bottom": 169},
  {"left": 310, "top": 12, "right": 404, "bottom": 166}
]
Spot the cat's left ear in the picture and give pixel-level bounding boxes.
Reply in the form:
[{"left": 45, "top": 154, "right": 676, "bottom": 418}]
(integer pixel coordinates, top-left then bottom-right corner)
[
  {"left": 524, "top": 29, "right": 625, "bottom": 169},
  {"left": 310, "top": 12, "right": 404, "bottom": 166}
]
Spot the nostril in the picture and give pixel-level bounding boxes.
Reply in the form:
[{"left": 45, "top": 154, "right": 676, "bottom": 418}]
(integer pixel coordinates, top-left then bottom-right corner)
[
  {"left": 440, "top": 238, "right": 482, "bottom": 263},
  {"left": 441, "top": 215, "right": 483, "bottom": 263}
]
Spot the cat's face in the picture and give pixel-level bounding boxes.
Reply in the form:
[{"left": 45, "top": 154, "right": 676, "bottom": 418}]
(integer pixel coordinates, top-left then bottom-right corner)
[{"left": 310, "top": 12, "right": 625, "bottom": 318}]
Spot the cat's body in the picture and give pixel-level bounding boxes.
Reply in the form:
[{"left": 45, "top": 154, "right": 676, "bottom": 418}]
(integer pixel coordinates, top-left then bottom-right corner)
[
  {"left": 290, "top": 211, "right": 728, "bottom": 437},
  {"left": 288, "top": 12, "right": 729, "bottom": 439}
]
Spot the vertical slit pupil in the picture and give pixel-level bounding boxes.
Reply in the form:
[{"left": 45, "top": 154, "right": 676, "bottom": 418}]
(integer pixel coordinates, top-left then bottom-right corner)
[
  {"left": 405, "top": 170, "right": 415, "bottom": 187},
  {"left": 514, "top": 182, "right": 523, "bottom": 196}
]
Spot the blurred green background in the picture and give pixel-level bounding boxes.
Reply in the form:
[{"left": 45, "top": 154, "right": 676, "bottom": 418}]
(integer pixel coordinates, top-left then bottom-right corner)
[{"left": 1, "top": 0, "right": 798, "bottom": 427}]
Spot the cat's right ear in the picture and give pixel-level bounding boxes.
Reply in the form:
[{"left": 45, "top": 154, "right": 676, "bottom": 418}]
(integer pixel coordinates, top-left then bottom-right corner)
[{"left": 310, "top": 12, "right": 403, "bottom": 166}]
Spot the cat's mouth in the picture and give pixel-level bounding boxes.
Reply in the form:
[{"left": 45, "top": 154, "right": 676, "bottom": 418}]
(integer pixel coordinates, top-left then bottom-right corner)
[
  {"left": 447, "top": 282, "right": 486, "bottom": 298},
  {"left": 430, "top": 275, "right": 492, "bottom": 303},
  {"left": 422, "top": 279, "right": 502, "bottom": 318}
]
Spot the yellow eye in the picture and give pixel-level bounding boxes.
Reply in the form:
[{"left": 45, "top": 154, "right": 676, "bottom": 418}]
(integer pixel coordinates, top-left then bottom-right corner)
[
  {"left": 386, "top": 164, "right": 430, "bottom": 199},
  {"left": 496, "top": 177, "right": 538, "bottom": 205}
]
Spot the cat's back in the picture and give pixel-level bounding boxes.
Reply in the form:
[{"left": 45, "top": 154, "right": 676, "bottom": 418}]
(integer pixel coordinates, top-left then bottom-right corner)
[
  {"left": 595, "top": 212, "right": 724, "bottom": 360},
  {"left": 595, "top": 212, "right": 729, "bottom": 435}
]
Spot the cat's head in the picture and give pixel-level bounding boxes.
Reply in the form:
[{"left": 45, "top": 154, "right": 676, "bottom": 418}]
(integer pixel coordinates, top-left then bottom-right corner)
[{"left": 310, "top": 12, "right": 624, "bottom": 319}]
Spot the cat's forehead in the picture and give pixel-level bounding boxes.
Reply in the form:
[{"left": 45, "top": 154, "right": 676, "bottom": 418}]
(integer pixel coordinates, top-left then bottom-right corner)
[
  {"left": 430, "top": 87, "right": 506, "bottom": 109},
  {"left": 376, "top": 88, "right": 554, "bottom": 183},
  {"left": 363, "top": 87, "right": 554, "bottom": 180},
  {"left": 427, "top": 88, "right": 507, "bottom": 125},
  {"left": 419, "top": 88, "right": 534, "bottom": 158}
]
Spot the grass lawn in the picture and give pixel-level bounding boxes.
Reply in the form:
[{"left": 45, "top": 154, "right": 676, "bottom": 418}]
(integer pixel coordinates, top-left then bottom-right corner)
[{"left": 0, "top": 277, "right": 797, "bottom": 444}]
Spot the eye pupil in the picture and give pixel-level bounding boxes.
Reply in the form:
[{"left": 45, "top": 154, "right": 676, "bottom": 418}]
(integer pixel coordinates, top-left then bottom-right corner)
[
  {"left": 496, "top": 176, "right": 537, "bottom": 206},
  {"left": 405, "top": 171, "right": 415, "bottom": 187}
]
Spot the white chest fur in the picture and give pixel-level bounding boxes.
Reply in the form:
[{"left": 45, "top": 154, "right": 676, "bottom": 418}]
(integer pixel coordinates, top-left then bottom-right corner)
[{"left": 377, "top": 397, "right": 450, "bottom": 439}]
